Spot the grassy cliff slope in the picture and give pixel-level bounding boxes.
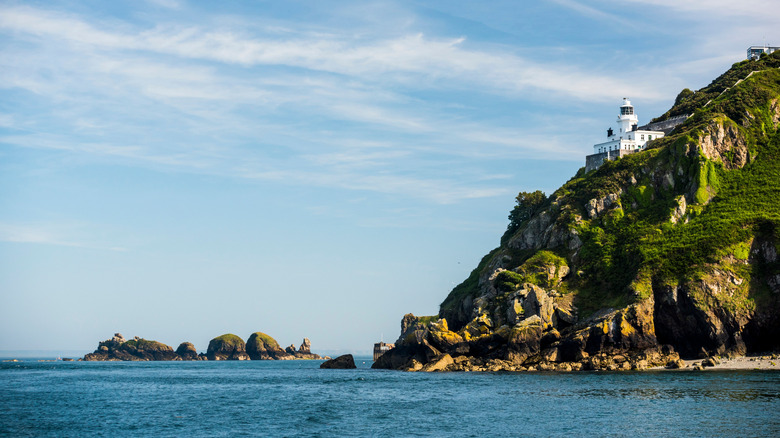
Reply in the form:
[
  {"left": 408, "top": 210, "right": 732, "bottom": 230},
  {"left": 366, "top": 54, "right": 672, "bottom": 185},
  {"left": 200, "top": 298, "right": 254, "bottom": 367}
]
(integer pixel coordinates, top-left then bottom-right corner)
[{"left": 375, "top": 51, "right": 780, "bottom": 371}]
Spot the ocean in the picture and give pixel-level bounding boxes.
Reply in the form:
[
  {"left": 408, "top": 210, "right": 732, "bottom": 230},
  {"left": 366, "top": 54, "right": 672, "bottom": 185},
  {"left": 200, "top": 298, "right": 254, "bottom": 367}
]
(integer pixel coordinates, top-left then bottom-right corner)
[{"left": 1, "top": 358, "right": 779, "bottom": 437}]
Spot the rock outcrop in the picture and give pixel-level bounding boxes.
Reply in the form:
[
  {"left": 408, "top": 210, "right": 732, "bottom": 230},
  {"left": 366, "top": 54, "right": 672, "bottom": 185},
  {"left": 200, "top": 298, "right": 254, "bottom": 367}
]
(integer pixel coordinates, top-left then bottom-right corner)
[
  {"left": 207, "top": 334, "right": 250, "bottom": 361},
  {"left": 245, "top": 332, "right": 324, "bottom": 360},
  {"left": 82, "top": 332, "right": 324, "bottom": 361},
  {"left": 175, "top": 342, "right": 200, "bottom": 360},
  {"left": 83, "top": 333, "right": 180, "bottom": 361},
  {"left": 375, "top": 52, "right": 780, "bottom": 372},
  {"left": 299, "top": 338, "right": 312, "bottom": 353},
  {"left": 247, "top": 332, "right": 288, "bottom": 360},
  {"left": 320, "top": 354, "right": 357, "bottom": 369}
]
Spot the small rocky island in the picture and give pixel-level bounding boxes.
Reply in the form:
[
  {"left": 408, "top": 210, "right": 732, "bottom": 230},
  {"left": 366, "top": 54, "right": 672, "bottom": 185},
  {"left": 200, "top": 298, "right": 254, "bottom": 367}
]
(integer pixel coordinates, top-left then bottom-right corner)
[{"left": 82, "top": 332, "right": 326, "bottom": 361}]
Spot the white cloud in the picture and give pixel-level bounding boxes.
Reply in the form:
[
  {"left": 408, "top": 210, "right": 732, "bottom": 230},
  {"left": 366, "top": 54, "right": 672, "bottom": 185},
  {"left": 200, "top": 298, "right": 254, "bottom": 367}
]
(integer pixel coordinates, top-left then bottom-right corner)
[
  {"left": 145, "top": 0, "right": 182, "bottom": 9},
  {"left": 0, "top": 5, "right": 659, "bottom": 101},
  {"left": 623, "top": 0, "right": 780, "bottom": 16},
  {"left": 548, "top": 0, "right": 636, "bottom": 27},
  {"left": 0, "top": 222, "right": 126, "bottom": 251},
  {"left": 0, "top": 2, "right": 721, "bottom": 205}
]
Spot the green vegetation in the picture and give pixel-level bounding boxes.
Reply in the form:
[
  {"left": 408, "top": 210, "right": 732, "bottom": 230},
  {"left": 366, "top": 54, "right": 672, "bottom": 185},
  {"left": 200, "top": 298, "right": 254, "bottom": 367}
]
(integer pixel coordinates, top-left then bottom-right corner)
[
  {"left": 495, "top": 270, "right": 524, "bottom": 292},
  {"left": 416, "top": 315, "right": 440, "bottom": 325},
  {"left": 123, "top": 338, "right": 170, "bottom": 351},
  {"left": 494, "top": 250, "right": 569, "bottom": 292},
  {"left": 502, "top": 190, "right": 547, "bottom": 244},
  {"left": 249, "top": 332, "right": 280, "bottom": 349},
  {"left": 440, "top": 248, "right": 499, "bottom": 314},
  {"left": 211, "top": 334, "right": 245, "bottom": 347},
  {"left": 441, "top": 51, "right": 780, "bottom": 320},
  {"left": 652, "top": 52, "right": 780, "bottom": 123}
]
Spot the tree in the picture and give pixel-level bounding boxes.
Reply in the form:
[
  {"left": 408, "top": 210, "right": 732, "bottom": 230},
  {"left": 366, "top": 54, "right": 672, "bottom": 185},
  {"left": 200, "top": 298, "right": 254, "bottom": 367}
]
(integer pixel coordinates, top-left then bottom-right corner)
[
  {"left": 501, "top": 190, "right": 547, "bottom": 244},
  {"left": 674, "top": 88, "right": 694, "bottom": 106}
]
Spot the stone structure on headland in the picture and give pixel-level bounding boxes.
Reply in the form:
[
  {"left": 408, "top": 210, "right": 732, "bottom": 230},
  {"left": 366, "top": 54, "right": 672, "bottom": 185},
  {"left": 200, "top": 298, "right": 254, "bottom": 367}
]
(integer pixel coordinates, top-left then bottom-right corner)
[
  {"left": 374, "top": 52, "right": 780, "bottom": 372},
  {"left": 81, "top": 333, "right": 326, "bottom": 361},
  {"left": 585, "top": 98, "right": 686, "bottom": 172}
]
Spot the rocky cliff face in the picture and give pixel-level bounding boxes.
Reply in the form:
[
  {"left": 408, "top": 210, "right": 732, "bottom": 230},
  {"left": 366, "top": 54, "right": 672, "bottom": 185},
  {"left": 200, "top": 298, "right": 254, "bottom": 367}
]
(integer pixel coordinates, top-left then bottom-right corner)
[{"left": 375, "top": 53, "right": 780, "bottom": 372}]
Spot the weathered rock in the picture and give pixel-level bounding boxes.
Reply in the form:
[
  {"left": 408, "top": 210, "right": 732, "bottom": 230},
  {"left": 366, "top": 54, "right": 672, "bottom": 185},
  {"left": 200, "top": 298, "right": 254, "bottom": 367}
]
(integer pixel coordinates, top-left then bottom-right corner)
[
  {"left": 507, "top": 298, "right": 524, "bottom": 325},
  {"left": 320, "top": 354, "right": 356, "bottom": 369},
  {"left": 420, "top": 354, "right": 454, "bottom": 372},
  {"left": 461, "top": 314, "right": 493, "bottom": 340},
  {"left": 246, "top": 332, "right": 289, "bottom": 360},
  {"left": 553, "top": 294, "right": 577, "bottom": 328},
  {"left": 207, "top": 334, "right": 250, "bottom": 361},
  {"left": 522, "top": 286, "right": 554, "bottom": 330},
  {"left": 83, "top": 335, "right": 179, "bottom": 361},
  {"left": 505, "top": 315, "right": 542, "bottom": 364},
  {"left": 427, "top": 318, "right": 467, "bottom": 354},
  {"left": 697, "top": 118, "right": 749, "bottom": 170},
  {"left": 665, "top": 359, "right": 687, "bottom": 369},
  {"left": 175, "top": 342, "right": 200, "bottom": 360},
  {"left": 670, "top": 195, "right": 687, "bottom": 224},
  {"left": 654, "top": 279, "right": 749, "bottom": 358},
  {"left": 585, "top": 192, "right": 621, "bottom": 219},
  {"left": 701, "top": 357, "right": 720, "bottom": 367},
  {"left": 299, "top": 338, "right": 312, "bottom": 354}
]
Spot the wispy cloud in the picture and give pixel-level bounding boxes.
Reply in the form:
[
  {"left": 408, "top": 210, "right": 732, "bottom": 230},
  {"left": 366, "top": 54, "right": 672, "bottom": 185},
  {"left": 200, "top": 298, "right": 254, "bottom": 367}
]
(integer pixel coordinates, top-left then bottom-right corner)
[
  {"left": 0, "top": 222, "right": 126, "bottom": 251},
  {"left": 548, "top": 0, "right": 635, "bottom": 27},
  {"left": 0, "top": 5, "right": 658, "bottom": 101},
  {"left": 145, "top": 0, "right": 182, "bottom": 9},
  {"left": 0, "top": 2, "right": 712, "bottom": 205},
  {"left": 624, "top": 0, "right": 780, "bottom": 16}
]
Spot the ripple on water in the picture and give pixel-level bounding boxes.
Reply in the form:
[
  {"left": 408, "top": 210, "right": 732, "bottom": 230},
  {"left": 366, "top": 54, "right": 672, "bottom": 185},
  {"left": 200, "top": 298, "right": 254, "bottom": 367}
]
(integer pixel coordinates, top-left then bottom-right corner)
[{"left": 1, "top": 361, "right": 779, "bottom": 437}]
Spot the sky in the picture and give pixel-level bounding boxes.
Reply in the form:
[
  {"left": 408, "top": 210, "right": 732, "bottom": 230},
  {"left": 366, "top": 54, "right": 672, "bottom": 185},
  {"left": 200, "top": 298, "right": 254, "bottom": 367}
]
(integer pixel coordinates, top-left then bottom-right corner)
[{"left": 1, "top": 0, "right": 778, "bottom": 356}]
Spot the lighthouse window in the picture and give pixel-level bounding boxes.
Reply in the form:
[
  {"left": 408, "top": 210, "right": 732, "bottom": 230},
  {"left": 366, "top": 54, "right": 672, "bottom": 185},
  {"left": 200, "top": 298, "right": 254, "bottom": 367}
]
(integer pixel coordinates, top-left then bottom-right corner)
[{"left": 641, "top": 135, "right": 645, "bottom": 140}]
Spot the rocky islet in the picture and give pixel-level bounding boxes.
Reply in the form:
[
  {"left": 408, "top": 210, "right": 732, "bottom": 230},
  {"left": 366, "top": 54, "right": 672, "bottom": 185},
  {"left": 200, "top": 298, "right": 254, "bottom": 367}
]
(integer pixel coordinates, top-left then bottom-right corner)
[{"left": 82, "top": 332, "right": 325, "bottom": 361}]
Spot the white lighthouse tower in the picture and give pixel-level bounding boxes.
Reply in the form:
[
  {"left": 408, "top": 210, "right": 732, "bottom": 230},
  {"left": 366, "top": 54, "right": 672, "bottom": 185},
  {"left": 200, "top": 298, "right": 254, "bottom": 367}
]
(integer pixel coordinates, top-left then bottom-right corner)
[
  {"left": 586, "top": 98, "right": 667, "bottom": 171},
  {"left": 617, "top": 98, "right": 638, "bottom": 136}
]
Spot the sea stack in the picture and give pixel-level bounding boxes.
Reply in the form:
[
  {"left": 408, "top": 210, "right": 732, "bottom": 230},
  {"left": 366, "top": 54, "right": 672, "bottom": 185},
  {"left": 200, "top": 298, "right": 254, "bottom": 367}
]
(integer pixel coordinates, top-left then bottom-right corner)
[
  {"left": 246, "top": 332, "right": 287, "bottom": 360},
  {"left": 207, "top": 334, "right": 250, "bottom": 360}
]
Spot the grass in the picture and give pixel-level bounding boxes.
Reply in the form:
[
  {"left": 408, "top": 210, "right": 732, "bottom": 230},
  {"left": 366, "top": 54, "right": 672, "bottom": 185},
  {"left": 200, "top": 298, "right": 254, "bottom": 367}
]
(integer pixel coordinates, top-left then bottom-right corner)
[
  {"left": 248, "top": 332, "right": 281, "bottom": 349},
  {"left": 122, "top": 338, "right": 171, "bottom": 351},
  {"left": 210, "top": 334, "right": 245, "bottom": 349},
  {"left": 440, "top": 52, "right": 780, "bottom": 320}
]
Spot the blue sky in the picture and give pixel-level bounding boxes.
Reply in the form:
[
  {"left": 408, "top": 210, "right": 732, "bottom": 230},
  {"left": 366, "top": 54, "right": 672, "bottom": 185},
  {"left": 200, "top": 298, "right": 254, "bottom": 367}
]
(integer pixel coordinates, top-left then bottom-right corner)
[{"left": 1, "top": 0, "right": 777, "bottom": 355}]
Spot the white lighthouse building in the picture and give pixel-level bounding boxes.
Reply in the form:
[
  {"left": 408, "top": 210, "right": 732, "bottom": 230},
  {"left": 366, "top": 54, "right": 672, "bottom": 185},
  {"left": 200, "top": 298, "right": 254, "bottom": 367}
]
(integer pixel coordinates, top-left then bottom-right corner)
[{"left": 585, "top": 98, "right": 666, "bottom": 171}]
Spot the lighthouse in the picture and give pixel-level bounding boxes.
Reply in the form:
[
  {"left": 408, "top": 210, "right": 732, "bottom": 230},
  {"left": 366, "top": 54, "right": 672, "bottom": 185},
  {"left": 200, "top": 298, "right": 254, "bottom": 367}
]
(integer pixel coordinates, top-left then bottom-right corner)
[
  {"left": 616, "top": 98, "right": 638, "bottom": 137},
  {"left": 585, "top": 98, "right": 667, "bottom": 171}
]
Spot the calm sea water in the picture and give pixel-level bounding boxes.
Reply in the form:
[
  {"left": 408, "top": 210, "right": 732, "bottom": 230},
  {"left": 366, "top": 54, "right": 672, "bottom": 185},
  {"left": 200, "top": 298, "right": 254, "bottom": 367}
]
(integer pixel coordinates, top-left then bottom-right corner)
[{"left": 1, "top": 358, "right": 779, "bottom": 437}]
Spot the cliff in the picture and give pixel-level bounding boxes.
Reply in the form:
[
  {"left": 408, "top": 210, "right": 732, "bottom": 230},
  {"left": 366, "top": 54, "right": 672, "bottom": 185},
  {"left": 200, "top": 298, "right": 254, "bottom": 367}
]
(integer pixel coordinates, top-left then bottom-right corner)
[{"left": 375, "top": 52, "right": 780, "bottom": 372}]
